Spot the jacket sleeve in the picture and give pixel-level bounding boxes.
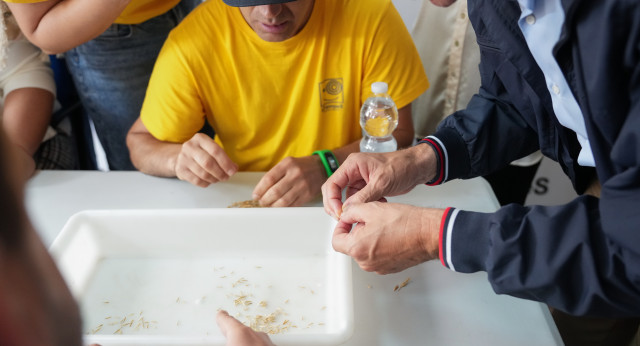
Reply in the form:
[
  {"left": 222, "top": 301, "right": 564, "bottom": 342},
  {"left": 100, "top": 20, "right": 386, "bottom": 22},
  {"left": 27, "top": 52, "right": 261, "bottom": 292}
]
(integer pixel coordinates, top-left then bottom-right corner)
[
  {"left": 426, "top": 90, "right": 640, "bottom": 317},
  {"left": 425, "top": 89, "right": 542, "bottom": 182},
  {"left": 428, "top": 89, "right": 640, "bottom": 316},
  {"left": 423, "top": 0, "right": 640, "bottom": 317},
  {"left": 438, "top": 196, "right": 640, "bottom": 317}
]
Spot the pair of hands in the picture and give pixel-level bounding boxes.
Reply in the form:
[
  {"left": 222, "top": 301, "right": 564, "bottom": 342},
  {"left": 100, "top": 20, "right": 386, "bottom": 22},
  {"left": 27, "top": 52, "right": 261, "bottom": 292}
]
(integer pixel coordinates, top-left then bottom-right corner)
[
  {"left": 175, "top": 133, "right": 325, "bottom": 207},
  {"left": 322, "top": 145, "right": 444, "bottom": 274}
]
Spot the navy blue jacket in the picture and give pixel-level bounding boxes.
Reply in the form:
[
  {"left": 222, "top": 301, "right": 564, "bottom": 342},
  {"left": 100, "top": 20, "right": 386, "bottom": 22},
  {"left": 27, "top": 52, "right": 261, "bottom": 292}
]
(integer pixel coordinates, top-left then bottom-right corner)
[{"left": 425, "top": 0, "right": 640, "bottom": 316}]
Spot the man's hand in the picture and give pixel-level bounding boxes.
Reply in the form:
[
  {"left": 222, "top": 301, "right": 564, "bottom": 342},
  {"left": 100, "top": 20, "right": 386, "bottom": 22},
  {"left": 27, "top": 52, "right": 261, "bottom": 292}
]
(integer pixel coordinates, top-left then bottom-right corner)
[
  {"left": 333, "top": 202, "right": 443, "bottom": 274},
  {"left": 175, "top": 133, "right": 238, "bottom": 187},
  {"left": 216, "top": 310, "right": 275, "bottom": 346},
  {"left": 322, "top": 144, "right": 437, "bottom": 220},
  {"left": 253, "top": 155, "right": 326, "bottom": 207}
]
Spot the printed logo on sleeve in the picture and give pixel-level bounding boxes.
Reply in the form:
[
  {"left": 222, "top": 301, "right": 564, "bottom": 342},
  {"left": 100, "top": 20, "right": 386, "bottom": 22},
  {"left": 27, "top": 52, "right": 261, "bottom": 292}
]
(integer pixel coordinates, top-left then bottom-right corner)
[{"left": 318, "top": 78, "right": 344, "bottom": 112}]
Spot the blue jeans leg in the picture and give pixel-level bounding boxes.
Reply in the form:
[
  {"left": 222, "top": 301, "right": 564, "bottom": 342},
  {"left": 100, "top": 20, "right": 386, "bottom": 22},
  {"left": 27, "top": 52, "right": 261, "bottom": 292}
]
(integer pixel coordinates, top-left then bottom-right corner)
[{"left": 65, "top": 2, "right": 194, "bottom": 170}]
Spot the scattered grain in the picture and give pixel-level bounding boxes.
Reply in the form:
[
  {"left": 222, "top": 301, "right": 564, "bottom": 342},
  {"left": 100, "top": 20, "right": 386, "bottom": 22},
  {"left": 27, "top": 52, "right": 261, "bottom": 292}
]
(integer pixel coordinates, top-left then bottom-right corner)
[
  {"left": 394, "top": 277, "right": 411, "bottom": 292},
  {"left": 227, "top": 200, "right": 263, "bottom": 208}
]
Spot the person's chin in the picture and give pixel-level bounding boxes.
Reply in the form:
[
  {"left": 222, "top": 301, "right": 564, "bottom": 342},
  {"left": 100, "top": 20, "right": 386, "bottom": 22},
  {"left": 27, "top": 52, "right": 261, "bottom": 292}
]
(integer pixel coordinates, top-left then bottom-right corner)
[{"left": 257, "top": 23, "right": 292, "bottom": 42}]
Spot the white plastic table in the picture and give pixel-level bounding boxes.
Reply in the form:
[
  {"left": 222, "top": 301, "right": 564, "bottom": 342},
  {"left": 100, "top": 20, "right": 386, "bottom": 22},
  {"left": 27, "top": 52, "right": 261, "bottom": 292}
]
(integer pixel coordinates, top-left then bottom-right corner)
[{"left": 26, "top": 171, "right": 563, "bottom": 345}]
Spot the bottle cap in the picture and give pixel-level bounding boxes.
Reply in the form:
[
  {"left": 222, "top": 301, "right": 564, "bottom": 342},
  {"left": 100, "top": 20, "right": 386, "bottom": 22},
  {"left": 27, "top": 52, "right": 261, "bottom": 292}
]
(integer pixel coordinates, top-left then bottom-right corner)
[{"left": 371, "top": 81, "right": 388, "bottom": 94}]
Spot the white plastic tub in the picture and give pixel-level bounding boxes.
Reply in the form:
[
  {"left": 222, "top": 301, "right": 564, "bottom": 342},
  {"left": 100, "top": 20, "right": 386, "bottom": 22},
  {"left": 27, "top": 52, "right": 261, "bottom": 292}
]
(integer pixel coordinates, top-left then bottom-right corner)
[{"left": 50, "top": 208, "right": 353, "bottom": 346}]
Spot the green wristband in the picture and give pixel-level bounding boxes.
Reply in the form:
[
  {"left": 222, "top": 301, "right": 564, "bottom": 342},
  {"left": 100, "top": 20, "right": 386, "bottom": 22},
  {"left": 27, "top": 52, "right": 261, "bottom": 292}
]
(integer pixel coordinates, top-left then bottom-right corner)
[{"left": 313, "top": 150, "right": 339, "bottom": 177}]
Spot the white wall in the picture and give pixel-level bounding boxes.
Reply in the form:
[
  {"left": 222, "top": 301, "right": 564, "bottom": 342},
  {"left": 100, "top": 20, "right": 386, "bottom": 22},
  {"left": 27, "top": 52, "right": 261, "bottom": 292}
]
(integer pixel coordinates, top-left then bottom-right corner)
[{"left": 391, "top": 0, "right": 423, "bottom": 31}]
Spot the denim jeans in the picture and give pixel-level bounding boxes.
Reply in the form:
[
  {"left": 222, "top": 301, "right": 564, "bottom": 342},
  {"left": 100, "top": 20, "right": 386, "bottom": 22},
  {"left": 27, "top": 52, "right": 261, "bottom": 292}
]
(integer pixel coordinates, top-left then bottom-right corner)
[{"left": 65, "top": 0, "right": 199, "bottom": 170}]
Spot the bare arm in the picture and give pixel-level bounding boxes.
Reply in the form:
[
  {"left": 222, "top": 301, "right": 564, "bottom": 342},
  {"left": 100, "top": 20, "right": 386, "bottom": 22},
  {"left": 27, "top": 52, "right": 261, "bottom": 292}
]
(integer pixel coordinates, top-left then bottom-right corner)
[
  {"left": 393, "top": 104, "right": 415, "bottom": 149},
  {"left": 3, "top": 88, "right": 53, "bottom": 156},
  {"left": 126, "top": 118, "right": 183, "bottom": 177},
  {"left": 2, "top": 88, "right": 55, "bottom": 177},
  {"left": 6, "top": 0, "right": 131, "bottom": 54}
]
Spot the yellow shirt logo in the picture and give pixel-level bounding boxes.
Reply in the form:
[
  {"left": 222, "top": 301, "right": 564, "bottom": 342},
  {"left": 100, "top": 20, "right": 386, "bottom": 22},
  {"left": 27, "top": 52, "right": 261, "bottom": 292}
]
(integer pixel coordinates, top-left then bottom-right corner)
[{"left": 319, "top": 78, "right": 344, "bottom": 112}]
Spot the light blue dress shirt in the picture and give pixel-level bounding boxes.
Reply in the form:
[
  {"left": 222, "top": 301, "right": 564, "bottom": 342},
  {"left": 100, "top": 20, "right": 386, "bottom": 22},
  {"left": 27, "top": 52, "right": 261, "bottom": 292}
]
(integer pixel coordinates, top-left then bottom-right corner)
[{"left": 516, "top": 0, "right": 595, "bottom": 167}]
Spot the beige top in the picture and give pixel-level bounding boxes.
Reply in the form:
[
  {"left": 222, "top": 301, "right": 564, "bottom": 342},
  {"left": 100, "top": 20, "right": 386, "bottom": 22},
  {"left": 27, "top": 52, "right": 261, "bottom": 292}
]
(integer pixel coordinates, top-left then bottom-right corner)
[{"left": 411, "top": 0, "right": 480, "bottom": 138}]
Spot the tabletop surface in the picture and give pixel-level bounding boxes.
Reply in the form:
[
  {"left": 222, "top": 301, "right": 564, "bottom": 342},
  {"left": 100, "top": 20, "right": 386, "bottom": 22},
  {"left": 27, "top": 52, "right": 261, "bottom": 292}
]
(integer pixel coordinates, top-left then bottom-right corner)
[{"left": 25, "top": 171, "right": 563, "bottom": 345}]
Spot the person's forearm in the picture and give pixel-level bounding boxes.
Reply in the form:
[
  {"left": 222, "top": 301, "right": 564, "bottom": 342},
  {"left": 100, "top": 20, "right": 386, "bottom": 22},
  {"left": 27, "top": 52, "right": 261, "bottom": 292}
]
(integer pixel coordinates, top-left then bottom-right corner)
[
  {"left": 330, "top": 140, "right": 361, "bottom": 168},
  {"left": 2, "top": 88, "right": 54, "bottom": 156},
  {"left": 127, "top": 132, "right": 181, "bottom": 178},
  {"left": 419, "top": 207, "right": 446, "bottom": 261},
  {"left": 394, "top": 126, "right": 415, "bottom": 148},
  {"left": 7, "top": 0, "right": 131, "bottom": 54},
  {"left": 403, "top": 143, "right": 439, "bottom": 186},
  {"left": 394, "top": 104, "right": 414, "bottom": 148}
]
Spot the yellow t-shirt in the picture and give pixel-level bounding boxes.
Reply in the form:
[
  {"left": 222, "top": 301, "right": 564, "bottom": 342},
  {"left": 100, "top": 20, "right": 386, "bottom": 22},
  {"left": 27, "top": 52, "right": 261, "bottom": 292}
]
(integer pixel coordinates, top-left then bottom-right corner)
[
  {"left": 141, "top": 0, "right": 429, "bottom": 171},
  {"left": 3, "top": 0, "right": 179, "bottom": 24}
]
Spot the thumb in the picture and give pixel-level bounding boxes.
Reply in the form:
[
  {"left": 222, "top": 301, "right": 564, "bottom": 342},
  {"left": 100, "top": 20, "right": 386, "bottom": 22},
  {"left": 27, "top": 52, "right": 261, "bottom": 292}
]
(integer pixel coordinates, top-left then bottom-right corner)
[{"left": 344, "top": 184, "right": 381, "bottom": 210}]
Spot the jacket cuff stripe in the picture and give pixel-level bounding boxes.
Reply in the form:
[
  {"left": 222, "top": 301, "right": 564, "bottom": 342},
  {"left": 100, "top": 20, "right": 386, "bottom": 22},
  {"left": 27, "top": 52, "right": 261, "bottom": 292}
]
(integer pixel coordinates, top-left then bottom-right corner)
[
  {"left": 420, "top": 137, "right": 445, "bottom": 185},
  {"left": 426, "top": 136, "right": 448, "bottom": 182},
  {"left": 439, "top": 207, "right": 452, "bottom": 267},
  {"left": 439, "top": 207, "right": 460, "bottom": 271}
]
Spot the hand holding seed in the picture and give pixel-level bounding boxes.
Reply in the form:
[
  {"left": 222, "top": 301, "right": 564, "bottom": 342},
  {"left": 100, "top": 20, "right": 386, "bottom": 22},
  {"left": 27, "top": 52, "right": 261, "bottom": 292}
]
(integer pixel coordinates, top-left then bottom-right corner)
[{"left": 332, "top": 202, "right": 443, "bottom": 274}]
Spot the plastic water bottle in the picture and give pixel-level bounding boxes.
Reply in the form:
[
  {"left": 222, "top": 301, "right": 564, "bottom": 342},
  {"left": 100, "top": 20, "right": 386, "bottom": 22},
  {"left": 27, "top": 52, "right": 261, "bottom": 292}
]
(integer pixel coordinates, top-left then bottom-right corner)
[{"left": 359, "top": 82, "right": 398, "bottom": 152}]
